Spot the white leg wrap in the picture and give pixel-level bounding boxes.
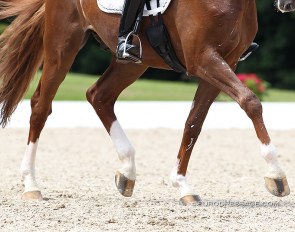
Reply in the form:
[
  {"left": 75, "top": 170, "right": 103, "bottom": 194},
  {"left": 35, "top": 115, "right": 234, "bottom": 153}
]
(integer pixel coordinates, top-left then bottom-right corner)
[
  {"left": 20, "top": 140, "right": 40, "bottom": 192},
  {"left": 261, "top": 143, "right": 286, "bottom": 179},
  {"left": 110, "top": 120, "right": 136, "bottom": 180},
  {"left": 170, "top": 160, "right": 193, "bottom": 198}
]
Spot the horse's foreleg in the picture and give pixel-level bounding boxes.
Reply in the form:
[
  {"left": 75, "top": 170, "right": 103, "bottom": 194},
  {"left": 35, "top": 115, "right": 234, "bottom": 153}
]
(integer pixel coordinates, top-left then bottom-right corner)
[
  {"left": 86, "top": 59, "right": 147, "bottom": 197},
  {"left": 21, "top": 1, "right": 85, "bottom": 200},
  {"left": 192, "top": 50, "right": 290, "bottom": 197},
  {"left": 170, "top": 80, "right": 220, "bottom": 205}
]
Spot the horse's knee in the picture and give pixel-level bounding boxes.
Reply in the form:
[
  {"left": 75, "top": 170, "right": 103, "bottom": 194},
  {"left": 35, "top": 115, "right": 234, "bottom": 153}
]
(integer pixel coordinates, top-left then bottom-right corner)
[
  {"left": 30, "top": 95, "right": 53, "bottom": 118},
  {"left": 239, "top": 91, "right": 262, "bottom": 119},
  {"left": 86, "top": 85, "right": 102, "bottom": 106},
  {"left": 30, "top": 96, "right": 39, "bottom": 110},
  {"left": 86, "top": 84, "right": 113, "bottom": 111},
  {"left": 86, "top": 86, "right": 95, "bottom": 105},
  {"left": 30, "top": 103, "right": 52, "bottom": 128}
]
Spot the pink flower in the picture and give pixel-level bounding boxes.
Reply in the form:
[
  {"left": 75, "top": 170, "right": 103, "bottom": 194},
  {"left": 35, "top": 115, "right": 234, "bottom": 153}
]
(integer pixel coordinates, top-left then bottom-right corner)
[{"left": 236, "top": 73, "right": 268, "bottom": 99}]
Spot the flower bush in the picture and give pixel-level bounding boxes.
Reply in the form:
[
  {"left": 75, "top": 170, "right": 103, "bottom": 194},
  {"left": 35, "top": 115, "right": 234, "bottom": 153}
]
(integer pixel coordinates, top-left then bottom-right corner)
[{"left": 237, "top": 73, "right": 269, "bottom": 100}]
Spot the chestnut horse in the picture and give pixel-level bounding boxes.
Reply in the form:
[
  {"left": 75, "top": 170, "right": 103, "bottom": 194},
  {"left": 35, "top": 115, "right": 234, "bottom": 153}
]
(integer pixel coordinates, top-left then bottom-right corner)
[{"left": 0, "top": 0, "right": 291, "bottom": 205}]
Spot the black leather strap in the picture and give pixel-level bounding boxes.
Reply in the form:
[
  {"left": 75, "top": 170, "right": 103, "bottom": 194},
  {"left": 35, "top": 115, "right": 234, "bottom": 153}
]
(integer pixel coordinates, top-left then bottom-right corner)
[
  {"left": 145, "top": 0, "right": 186, "bottom": 73},
  {"left": 119, "top": 0, "right": 146, "bottom": 37}
]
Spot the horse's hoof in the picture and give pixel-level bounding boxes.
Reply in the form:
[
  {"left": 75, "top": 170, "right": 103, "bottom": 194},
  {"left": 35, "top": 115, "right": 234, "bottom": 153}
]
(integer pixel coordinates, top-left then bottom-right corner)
[
  {"left": 21, "top": 191, "right": 43, "bottom": 201},
  {"left": 115, "top": 171, "right": 135, "bottom": 197},
  {"left": 179, "top": 195, "right": 201, "bottom": 206},
  {"left": 264, "top": 176, "right": 290, "bottom": 197}
]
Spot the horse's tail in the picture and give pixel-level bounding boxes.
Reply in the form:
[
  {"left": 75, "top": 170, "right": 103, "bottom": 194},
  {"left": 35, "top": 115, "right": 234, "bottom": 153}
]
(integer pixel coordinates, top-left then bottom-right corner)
[{"left": 0, "top": 0, "right": 45, "bottom": 127}]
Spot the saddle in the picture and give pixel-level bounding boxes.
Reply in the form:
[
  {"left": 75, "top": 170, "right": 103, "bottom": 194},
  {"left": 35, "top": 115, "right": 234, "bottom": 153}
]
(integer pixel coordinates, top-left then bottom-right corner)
[
  {"left": 97, "top": 0, "right": 171, "bottom": 16},
  {"left": 97, "top": 0, "right": 186, "bottom": 73}
]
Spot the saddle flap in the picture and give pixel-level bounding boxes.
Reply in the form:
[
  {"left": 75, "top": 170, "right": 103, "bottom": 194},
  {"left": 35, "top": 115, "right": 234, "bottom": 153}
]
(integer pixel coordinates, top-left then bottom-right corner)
[
  {"left": 145, "top": 22, "right": 168, "bottom": 47},
  {"left": 145, "top": 15, "right": 186, "bottom": 73}
]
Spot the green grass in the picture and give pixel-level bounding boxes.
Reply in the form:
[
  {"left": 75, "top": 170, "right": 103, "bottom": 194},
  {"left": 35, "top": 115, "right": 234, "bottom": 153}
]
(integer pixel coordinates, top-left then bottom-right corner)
[
  {"left": 24, "top": 72, "right": 295, "bottom": 101},
  {"left": 262, "top": 89, "right": 295, "bottom": 102},
  {"left": 25, "top": 72, "right": 198, "bottom": 101},
  {"left": 0, "top": 23, "right": 7, "bottom": 34},
  {"left": 217, "top": 89, "right": 295, "bottom": 102},
  {"left": 26, "top": 72, "right": 97, "bottom": 101}
]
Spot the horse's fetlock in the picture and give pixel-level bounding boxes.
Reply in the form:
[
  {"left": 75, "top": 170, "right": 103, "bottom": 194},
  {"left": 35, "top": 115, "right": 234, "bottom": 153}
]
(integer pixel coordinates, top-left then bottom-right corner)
[
  {"left": 118, "top": 145, "right": 135, "bottom": 160},
  {"left": 20, "top": 168, "right": 29, "bottom": 177}
]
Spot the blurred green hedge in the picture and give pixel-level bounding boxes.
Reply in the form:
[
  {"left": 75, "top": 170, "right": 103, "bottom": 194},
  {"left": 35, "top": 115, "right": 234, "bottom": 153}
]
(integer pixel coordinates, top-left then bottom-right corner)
[{"left": 237, "top": 2, "right": 295, "bottom": 89}]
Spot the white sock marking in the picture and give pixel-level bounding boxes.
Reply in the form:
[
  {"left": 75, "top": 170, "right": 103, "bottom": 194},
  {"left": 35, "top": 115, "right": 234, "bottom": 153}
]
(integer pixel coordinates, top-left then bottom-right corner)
[
  {"left": 170, "top": 160, "right": 193, "bottom": 197},
  {"left": 20, "top": 140, "right": 40, "bottom": 192},
  {"left": 261, "top": 143, "right": 285, "bottom": 179},
  {"left": 110, "top": 120, "right": 136, "bottom": 180}
]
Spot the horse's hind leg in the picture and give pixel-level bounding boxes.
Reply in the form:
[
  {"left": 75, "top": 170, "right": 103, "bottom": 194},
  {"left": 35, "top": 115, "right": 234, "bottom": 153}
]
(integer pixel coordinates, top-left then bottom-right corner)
[
  {"left": 21, "top": 1, "right": 85, "bottom": 200},
  {"left": 86, "top": 59, "right": 147, "bottom": 197},
  {"left": 170, "top": 80, "right": 220, "bottom": 205},
  {"left": 190, "top": 50, "right": 290, "bottom": 198}
]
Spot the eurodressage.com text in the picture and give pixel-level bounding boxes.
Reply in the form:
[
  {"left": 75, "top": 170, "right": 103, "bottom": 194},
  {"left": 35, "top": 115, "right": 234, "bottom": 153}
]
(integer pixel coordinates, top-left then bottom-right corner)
[{"left": 194, "top": 200, "right": 286, "bottom": 208}]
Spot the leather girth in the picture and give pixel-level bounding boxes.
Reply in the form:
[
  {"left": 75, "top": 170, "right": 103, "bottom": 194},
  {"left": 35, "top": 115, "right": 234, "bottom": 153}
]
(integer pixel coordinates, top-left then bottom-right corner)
[{"left": 145, "top": 0, "right": 186, "bottom": 73}]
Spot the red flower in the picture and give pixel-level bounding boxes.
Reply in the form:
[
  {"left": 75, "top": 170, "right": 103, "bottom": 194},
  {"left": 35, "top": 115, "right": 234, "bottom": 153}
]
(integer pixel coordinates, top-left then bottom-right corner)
[{"left": 236, "top": 73, "right": 268, "bottom": 100}]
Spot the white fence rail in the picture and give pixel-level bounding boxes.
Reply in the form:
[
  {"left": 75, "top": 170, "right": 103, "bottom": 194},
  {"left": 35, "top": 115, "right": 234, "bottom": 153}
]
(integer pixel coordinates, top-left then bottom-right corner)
[{"left": 7, "top": 101, "right": 295, "bottom": 129}]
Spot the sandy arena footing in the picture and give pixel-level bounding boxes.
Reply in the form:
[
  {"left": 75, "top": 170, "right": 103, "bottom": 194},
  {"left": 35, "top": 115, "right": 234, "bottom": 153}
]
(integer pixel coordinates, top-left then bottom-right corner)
[{"left": 0, "top": 128, "right": 294, "bottom": 231}]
